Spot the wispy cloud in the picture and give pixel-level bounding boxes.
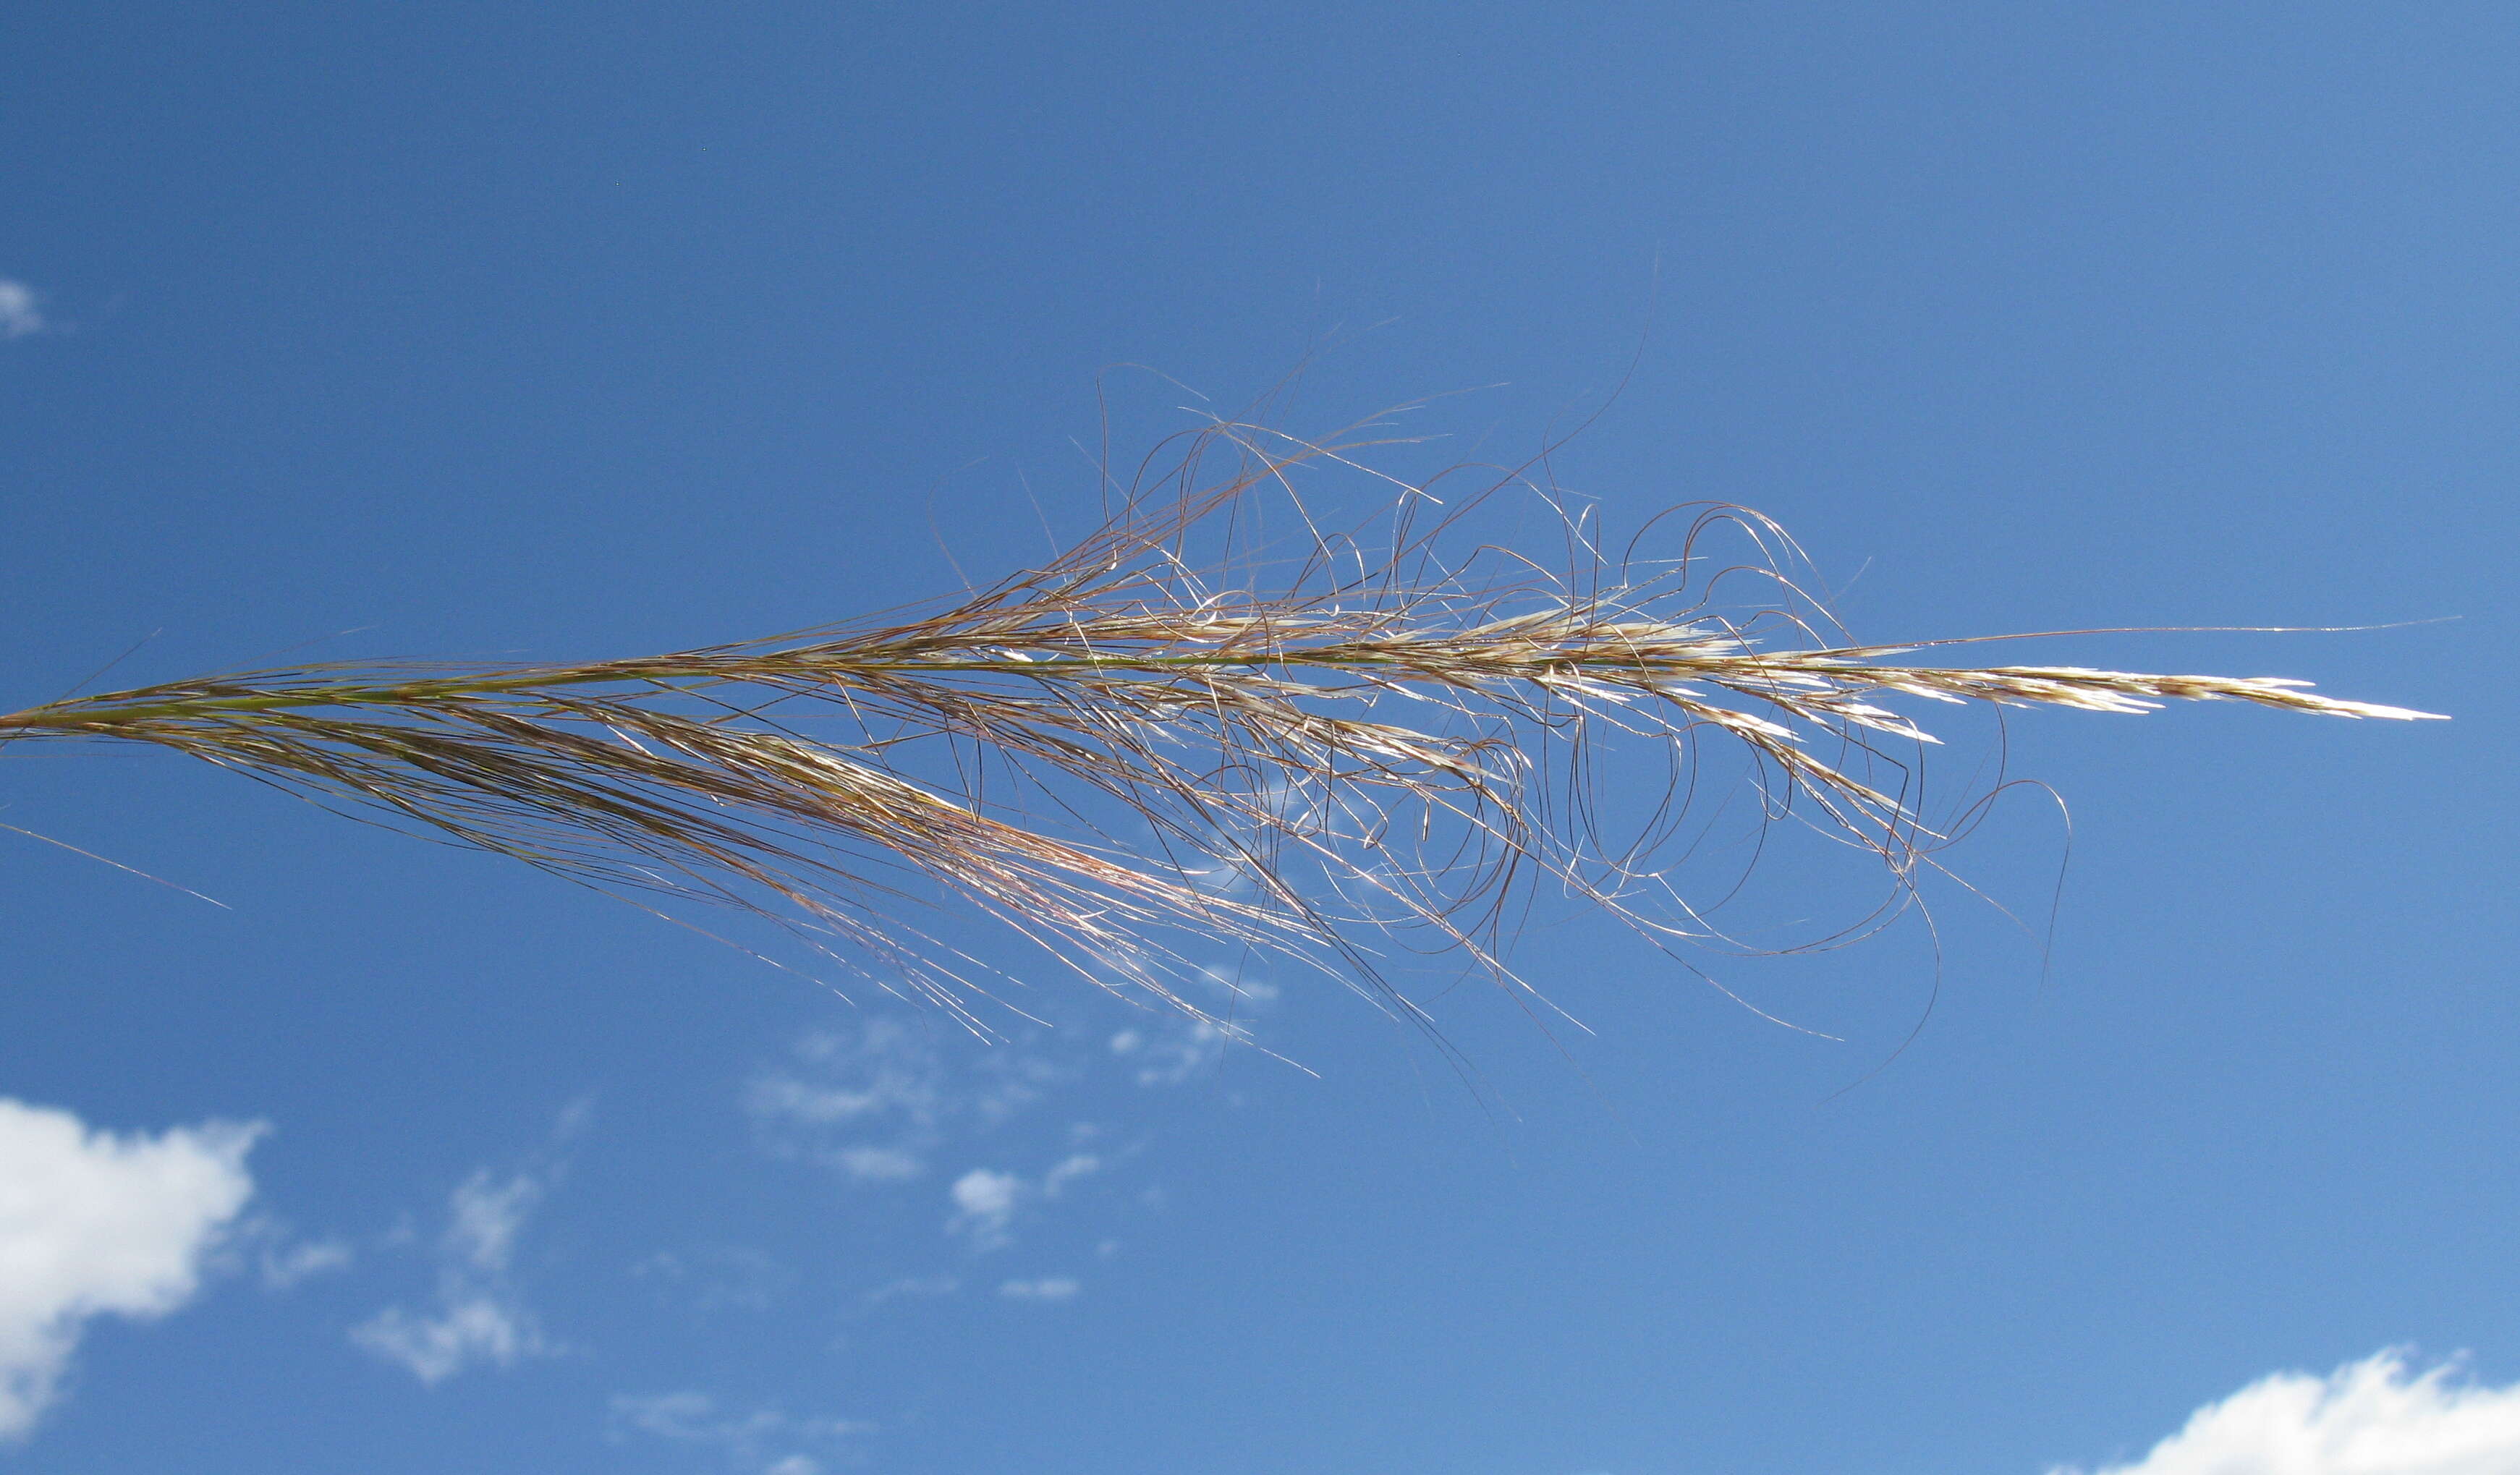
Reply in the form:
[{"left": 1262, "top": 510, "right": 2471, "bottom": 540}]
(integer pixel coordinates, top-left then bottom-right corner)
[
  {"left": 750, "top": 1008, "right": 1209, "bottom": 1268},
  {"left": 632, "top": 1246, "right": 792, "bottom": 1314},
  {"left": 0, "top": 280, "right": 43, "bottom": 339},
  {"left": 833, "top": 1145, "right": 925, "bottom": 1182},
  {"left": 749, "top": 1019, "right": 1075, "bottom": 1188},
  {"left": 447, "top": 1170, "right": 537, "bottom": 1271},
  {"left": 1110, "top": 965, "right": 1278, "bottom": 1085},
  {"left": 259, "top": 1233, "right": 354, "bottom": 1290},
  {"left": 1043, "top": 1152, "right": 1102, "bottom": 1195},
  {"left": 1109, "top": 1019, "right": 1229, "bottom": 1085},
  {"left": 862, "top": 1275, "right": 959, "bottom": 1305},
  {"left": 750, "top": 1026, "right": 943, "bottom": 1127},
  {"left": 2053, "top": 1350, "right": 2520, "bottom": 1475},
  {"left": 998, "top": 1277, "right": 1079, "bottom": 1302},
  {"left": 609, "top": 1390, "right": 870, "bottom": 1474},
  {"left": 747, "top": 1021, "right": 950, "bottom": 1183},
  {"left": 352, "top": 1295, "right": 540, "bottom": 1385},
  {"left": 352, "top": 1169, "right": 553, "bottom": 1384},
  {"left": 0, "top": 1099, "right": 260, "bottom": 1440},
  {"left": 208, "top": 1214, "right": 356, "bottom": 1291}
]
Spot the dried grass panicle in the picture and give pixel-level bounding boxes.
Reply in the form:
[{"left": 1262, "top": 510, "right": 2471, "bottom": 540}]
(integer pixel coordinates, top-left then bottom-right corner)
[{"left": 0, "top": 417, "right": 2443, "bottom": 1032}]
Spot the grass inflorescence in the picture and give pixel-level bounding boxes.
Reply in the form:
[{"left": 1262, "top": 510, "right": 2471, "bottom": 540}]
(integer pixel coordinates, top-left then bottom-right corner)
[{"left": 0, "top": 415, "right": 2443, "bottom": 1037}]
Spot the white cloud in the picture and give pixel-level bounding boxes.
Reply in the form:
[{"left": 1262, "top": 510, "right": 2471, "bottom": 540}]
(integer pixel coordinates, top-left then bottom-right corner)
[
  {"left": 951, "top": 1169, "right": 1021, "bottom": 1218},
  {"left": 836, "top": 1146, "right": 924, "bottom": 1182},
  {"left": 2054, "top": 1350, "right": 2520, "bottom": 1475},
  {"left": 446, "top": 1170, "right": 537, "bottom": 1272},
  {"left": 747, "top": 1072, "right": 925, "bottom": 1128},
  {"left": 1121, "top": 1019, "right": 1228, "bottom": 1086},
  {"left": 208, "top": 1215, "right": 355, "bottom": 1291},
  {"left": 352, "top": 1169, "right": 551, "bottom": 1384},
  {"left": 998, "top": 1277, "right": 1079, "bottom": 1302},
  {"left": 750, "top": 1021, "right": 955, "bottom": 1188},
  {"left": 1108, "top": 966, "right": 1276, "bottom": 1086},
  {"left": 609, "top": 1389, "right": 869, "bottom": 1473},
  {"left": 1204, "top": 964, "right": 1279, "bottom": 1007},
  {"left": 756, "top": 1021, "right": 943, "bottom": 1126},
  {"left": 1043, "top": 1152, "right": 1101, "bottom": 1196},
  {"left": 259, "top": 1236, "right": 353, "bottom": 1290},
  {"left": 947, "top": 1168, "right": 1023, "bottom": 1248},
  {"left": 944, "top": 1154, "right": 1105, "bottom": 1250},
  {"left": 750, "top": 1020, "right": 1086, "bottom": 1186},
  {"left": 750, "top": 1016, "right": 1185, "bottom": 1259},
  {"left": 352, "top": 1296, "right": 538, "bottom": 1385},
  {"left": 0, "top": 280, "right": 43, "bottom": 339},
  {"left": 0, "top": 1098, "right": 260, "bottom": 1440}
]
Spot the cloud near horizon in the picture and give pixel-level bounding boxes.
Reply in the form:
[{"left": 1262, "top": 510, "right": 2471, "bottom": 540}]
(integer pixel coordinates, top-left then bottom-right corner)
[
  {"left": 0, "top": 1098, "right": 260, "bottom": 1440},
  {"left": 2055, "top": 1350, "right": 2520, "bottom": 1475}
]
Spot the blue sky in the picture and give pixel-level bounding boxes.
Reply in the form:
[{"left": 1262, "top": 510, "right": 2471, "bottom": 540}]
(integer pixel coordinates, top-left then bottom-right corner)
[{"left": 1, "top": 6, "right": 2513, "bottom": 1472}]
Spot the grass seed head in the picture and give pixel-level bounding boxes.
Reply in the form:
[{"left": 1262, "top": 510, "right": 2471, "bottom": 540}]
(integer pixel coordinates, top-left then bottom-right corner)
[{"left": 0, "top": 416, "right": 2443, "bottom": 1034}]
